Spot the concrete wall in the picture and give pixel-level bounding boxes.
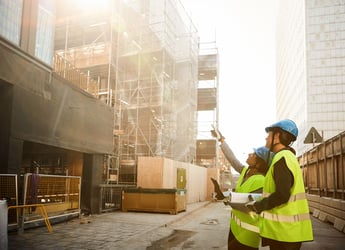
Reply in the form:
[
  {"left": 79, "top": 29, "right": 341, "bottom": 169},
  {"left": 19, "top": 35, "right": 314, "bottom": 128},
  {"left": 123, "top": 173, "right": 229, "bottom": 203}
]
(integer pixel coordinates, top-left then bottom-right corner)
[
  {"left": 0, "top": 39, "right": 113, "bottom": 213},
  {"left": 0, "top": 39, "right": 114, "bottom": 156}
]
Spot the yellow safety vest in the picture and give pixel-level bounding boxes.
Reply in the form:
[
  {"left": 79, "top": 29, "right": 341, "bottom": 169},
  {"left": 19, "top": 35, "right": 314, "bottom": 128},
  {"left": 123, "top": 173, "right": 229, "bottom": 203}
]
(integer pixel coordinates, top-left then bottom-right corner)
[
  {"left": 260, "top": 150, "right": 313, "bottom": 242},
  {"left": 230, "top": 167, "right": 264, "bottom": 248}
]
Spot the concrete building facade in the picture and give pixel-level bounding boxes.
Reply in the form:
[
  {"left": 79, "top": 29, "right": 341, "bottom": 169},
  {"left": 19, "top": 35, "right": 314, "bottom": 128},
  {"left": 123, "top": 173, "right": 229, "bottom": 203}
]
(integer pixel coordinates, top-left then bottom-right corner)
[
  {"left": 276, "top": 0, "right": 345, "bottom": 155},
  {"left": 0, "top": 0, "right": 114, "bottom": 215}
]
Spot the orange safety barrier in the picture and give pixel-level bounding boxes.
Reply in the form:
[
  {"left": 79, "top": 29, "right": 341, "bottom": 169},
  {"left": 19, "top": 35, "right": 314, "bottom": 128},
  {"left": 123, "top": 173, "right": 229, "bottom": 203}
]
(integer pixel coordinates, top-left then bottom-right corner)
[{"left": 8, "top": 204, "right": 53, "bottom": 233}]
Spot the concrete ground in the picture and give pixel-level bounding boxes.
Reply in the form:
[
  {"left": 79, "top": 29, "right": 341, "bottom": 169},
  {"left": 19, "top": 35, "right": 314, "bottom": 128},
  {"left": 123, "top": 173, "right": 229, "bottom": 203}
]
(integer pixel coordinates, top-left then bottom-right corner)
[{"left": 6, "top": 201, "right": 345, "bottom": 250}]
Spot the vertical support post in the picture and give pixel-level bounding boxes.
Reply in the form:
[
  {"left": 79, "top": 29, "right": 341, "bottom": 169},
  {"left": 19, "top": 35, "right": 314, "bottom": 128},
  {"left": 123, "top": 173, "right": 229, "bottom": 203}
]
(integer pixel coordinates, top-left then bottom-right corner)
[
  {"left": 316, "top": 149, "right": 320, "bottom": 196},
  {"left": 340, "top": 133, "right": 345, "bottom": 200},
  {"left": 324, "top": 142, "right": 328, "bottom": 197},
  {"left": 0, "top": 200, "right": 8, "bottom": 250},
  {"left": 331, "top": 138, "right": 336, "bottom": 198},
  {"left": 305, "top": 153, "right": 309, "bottom": 193}
]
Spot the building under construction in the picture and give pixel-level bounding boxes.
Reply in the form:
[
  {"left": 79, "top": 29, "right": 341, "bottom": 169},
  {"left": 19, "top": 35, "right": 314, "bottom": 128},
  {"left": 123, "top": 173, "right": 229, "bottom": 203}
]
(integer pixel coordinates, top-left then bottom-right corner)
[
  {"left": 3, "top": 0, "right": 345, "bottom": 236},
  {"left": 0, "top": 0, "right": 221, "bottom": 223},
  {"left": 54, "top": 0, "right": 219, "bottom": 184}
]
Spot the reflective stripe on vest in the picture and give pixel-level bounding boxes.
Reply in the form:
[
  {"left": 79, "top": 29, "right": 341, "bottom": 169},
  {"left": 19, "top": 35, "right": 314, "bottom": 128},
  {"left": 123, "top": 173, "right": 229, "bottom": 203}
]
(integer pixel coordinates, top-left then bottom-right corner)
[
  {"left": 231, "top": 213, "right": 259, "bottom": 233},
  {"left": 263, "top": 192, "right": 306, "bottom": 202},
  {"left": 261, "top": 211, "right": 310, "bottom": 223},
  {"left": 260, "top": 150, "right": 313, "bottom": 242}
]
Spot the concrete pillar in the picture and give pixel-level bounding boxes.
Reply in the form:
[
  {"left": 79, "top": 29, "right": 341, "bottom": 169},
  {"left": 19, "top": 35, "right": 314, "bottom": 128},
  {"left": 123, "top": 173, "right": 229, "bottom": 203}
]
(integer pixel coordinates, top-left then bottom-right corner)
[
  {"left": 81, "top": 154, "right": 103, "bottom": 214},
  {"left": 0, "top": 200, "right": 8, "bottom": 250}
]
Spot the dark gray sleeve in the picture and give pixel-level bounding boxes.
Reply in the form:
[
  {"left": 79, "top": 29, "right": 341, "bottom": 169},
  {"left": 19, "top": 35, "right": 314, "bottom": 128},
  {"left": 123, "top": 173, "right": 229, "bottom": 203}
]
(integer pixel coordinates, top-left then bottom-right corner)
[
  {"left": 254, "top": 157, "right": 294, "bottom": 213},
  {"left": 220, "top": 141, "right": 244, "bottom": 174}
]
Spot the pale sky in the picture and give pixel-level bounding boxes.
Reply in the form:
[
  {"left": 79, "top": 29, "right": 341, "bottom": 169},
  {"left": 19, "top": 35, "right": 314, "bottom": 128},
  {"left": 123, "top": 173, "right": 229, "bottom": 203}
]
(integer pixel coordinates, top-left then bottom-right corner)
[{"left": 183, "top": 0, "right": 278, "bottom": 163}]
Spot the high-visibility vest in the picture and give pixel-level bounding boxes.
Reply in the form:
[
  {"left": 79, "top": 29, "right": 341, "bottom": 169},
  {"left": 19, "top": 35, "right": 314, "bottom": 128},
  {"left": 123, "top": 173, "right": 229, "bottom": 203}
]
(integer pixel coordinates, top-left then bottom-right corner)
[
  {"left": 260, "top": 150, "right": 313, "bottom": 242},
  {"left": 230, "top": 167, "right": 264, "bottom": 248}
]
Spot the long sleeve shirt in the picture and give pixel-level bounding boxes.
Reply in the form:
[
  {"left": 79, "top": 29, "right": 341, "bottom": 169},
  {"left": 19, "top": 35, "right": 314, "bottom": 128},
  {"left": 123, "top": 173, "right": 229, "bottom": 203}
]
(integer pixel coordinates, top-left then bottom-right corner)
[
  {"left": 219, "top": 141, "right": 244, "bottom": 174},
  {"left": 254, "top": 154, "right": 294, "bottom": 213}
]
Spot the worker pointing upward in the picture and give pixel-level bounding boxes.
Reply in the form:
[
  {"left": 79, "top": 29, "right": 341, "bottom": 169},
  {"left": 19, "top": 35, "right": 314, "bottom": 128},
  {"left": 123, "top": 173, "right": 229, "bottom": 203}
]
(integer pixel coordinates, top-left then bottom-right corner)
[
  {"left": 211, "top": 127, "right": 273, "bottom": 250},
  {"left": 246, "top": 119, "right": 313, "bottom": 250}
]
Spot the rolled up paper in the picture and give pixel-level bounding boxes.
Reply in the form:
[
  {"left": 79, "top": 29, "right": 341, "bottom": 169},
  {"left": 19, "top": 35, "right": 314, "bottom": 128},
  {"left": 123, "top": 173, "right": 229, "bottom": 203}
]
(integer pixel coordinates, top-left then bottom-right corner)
[{"left": 229, "top": 192, "right": 262, "bottom": 203}]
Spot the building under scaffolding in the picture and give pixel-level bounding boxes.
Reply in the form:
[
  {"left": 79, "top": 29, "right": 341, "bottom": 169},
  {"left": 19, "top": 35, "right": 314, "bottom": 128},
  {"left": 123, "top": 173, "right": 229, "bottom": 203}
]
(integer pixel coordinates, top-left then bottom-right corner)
[
  {"left": 196, "top": 41, "right": 219, "bottom": 168},
  {"left": 54, "top": 0, "right": 209, "bottom": 184}
]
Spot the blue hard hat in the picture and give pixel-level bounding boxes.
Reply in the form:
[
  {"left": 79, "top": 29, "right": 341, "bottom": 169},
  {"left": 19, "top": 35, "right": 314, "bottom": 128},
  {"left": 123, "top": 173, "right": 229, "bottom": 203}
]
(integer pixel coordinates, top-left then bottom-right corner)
[
  {"left": 253, "top": 146, "right": 274, "bottom": 166},
  {"left": 265, "top": 119, "right": 298, "bottom": 140}
]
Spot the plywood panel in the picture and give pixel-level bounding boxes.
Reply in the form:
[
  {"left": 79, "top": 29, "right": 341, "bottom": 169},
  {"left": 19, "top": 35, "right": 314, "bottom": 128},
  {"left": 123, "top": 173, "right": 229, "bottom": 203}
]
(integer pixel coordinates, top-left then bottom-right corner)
[
  {"left": 137, "top": 157, "right": 164, "bottom": 188},
  {"left": 137, "top": 157, "right": 209, "bottom": 203},
  {"left": 162, "top": 158, "right": 176, "bottom": 188},
  {"left": 187, "top": 165, "right": 207, "bottom": 203}
]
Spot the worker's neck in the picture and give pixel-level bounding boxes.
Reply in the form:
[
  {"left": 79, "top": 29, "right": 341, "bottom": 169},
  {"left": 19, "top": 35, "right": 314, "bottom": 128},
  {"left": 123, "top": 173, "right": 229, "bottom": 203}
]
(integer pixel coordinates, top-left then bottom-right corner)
[{"left": 272, "top": 143, "right": 285, "bottom": 153}]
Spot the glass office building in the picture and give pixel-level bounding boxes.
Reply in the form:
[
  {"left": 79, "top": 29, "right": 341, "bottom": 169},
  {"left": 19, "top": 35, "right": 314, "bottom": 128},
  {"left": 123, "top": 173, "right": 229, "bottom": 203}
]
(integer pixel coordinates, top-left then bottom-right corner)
[{"left": 276, "top": 0, "right": 345, "bottom": 154}]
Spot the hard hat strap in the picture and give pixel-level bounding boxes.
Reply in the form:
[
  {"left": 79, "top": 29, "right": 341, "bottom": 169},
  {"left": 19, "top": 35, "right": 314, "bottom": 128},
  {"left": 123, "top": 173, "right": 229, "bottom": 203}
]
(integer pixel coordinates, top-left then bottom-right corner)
[{"left": 269, "top": 131, "right": 277, "bottom": 152}]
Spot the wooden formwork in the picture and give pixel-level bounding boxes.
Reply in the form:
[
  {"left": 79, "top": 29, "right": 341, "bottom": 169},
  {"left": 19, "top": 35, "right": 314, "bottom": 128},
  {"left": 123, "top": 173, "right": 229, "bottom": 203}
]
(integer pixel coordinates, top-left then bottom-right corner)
[
  {"left": 299, "top": 131, "right": 345, "bottom": 232},
  {"left": 299, "top": 131, "right": 345, "bottom": 199}
]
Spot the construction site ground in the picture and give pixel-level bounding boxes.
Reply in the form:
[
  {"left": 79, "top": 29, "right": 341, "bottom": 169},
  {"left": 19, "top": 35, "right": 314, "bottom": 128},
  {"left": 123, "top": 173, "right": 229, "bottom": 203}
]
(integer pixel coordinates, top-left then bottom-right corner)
[{"left": 7, "top": 201, "right": 345, "bottom": 250}]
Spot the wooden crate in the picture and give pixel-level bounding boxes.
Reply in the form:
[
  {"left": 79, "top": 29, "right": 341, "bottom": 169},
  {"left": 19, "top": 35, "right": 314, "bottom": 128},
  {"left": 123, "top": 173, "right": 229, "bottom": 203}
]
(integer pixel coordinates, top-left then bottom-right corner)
[{"left": 121, "top": 188, "right": 186, "bottom": 215}]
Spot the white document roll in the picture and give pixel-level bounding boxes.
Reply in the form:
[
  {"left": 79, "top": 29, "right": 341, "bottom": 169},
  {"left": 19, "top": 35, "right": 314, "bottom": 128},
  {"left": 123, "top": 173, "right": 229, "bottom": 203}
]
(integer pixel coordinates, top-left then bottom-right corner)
[{"left": 229, "top": 192, "right": 262, "bottom": 203}]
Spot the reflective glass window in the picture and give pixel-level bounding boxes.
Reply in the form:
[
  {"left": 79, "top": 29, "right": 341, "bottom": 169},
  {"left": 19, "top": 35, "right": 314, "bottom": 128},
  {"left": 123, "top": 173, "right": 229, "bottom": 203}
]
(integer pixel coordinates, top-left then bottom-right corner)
[
  {"left": 35, "top": 0, "right": 55, "bottom": 65},
  {"left": 0, "top": 0, "right": 23, "bottom": 45}
]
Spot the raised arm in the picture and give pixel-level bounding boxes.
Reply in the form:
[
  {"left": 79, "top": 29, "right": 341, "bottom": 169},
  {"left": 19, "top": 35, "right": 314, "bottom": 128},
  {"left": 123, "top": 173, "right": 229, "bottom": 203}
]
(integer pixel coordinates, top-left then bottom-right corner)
[
  {"left": 219, "top": 140, "right": 244, "bottom": 174},
  {"left": 211, "top": 128, "right": 245, "bottom": 174}
]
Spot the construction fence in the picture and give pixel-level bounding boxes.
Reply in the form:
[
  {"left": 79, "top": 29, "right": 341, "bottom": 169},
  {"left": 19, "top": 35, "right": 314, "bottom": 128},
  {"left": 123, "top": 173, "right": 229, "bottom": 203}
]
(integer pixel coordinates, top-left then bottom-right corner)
[
  {"left": 298, "top": 130, "right": 345, "bottom": 232},
  {"left": 0, "top": 174, "right": 81, "bottom": 231}
]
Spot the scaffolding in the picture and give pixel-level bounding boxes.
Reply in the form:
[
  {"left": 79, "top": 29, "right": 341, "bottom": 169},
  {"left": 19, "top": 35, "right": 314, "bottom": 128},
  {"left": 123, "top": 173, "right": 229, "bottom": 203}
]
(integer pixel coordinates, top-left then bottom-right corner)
[
  {"left": 54, "top": 0, "right": 199, "bottom": 184},
  {"left": 196, "top": 41, "right": 219, "bottom": 167}
]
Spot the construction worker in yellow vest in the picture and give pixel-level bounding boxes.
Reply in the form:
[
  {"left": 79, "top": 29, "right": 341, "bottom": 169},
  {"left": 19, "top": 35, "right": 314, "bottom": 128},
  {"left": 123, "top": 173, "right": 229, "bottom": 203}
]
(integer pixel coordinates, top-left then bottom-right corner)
[
  {"left": 246, "top": 119, "right": 313, "bottom": 250},
  {"left": 211, "top": 128, "right": 273, "bottom": 250}
]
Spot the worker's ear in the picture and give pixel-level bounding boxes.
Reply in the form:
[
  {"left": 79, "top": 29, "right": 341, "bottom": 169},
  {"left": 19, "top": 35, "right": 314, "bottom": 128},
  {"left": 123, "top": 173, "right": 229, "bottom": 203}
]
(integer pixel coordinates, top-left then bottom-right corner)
[
  {"left": 274, "top": 131, "right": 281, "bottom": 142},
  {"left": 280, "top": 131, "right": 295, "bottom": 146}
]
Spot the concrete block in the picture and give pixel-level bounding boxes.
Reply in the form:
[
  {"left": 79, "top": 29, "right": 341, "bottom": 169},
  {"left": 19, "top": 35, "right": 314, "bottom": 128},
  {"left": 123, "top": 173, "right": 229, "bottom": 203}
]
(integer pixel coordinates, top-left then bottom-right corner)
[
  {"left": 320, "top": 196, "right": 331, "bottom": 205},
  {"left": 313, "top": 209, "right": 320, "bottom": 217},
  {"left": 334, "top": 218, "right": 345, "bottom": 232},
  {"left": 338, "top": 200, "right": 345, "bottom": 210},
  {"left": 327, "top": 214, "right": 335, "bottom": 224},
  {"left": 308, "top": 200, "right": 320, "bottom": 210},
  {"left": 307, "top": 194, "right": 320, "bottom": 203},
  {"left": 318, "top": 211, "right": 328, "bottom": 222},
  {"left": 329, "top": 198, "right": 344, "bottom": 210},
  {"left": 319, "top": 203, "right": 345, "bottom": 220}
]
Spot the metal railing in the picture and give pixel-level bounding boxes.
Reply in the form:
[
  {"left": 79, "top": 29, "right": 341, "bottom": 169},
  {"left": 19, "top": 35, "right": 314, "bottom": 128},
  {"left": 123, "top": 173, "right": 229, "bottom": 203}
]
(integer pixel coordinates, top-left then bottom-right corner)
[
  {"left": 0, "top": 174, "right": 18, "bottom": 225},
  {"left": 53, "top": 53, "right": 99, "bottom": 97},
  {"left": 99, "top": 184, "right": 136, "bottom": 213},
  {"left": 2, "top": 174, "right": 81, "bottom": 231},
  {"left": 8, "top": 204, "right": 53, "bottom": 233}
]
